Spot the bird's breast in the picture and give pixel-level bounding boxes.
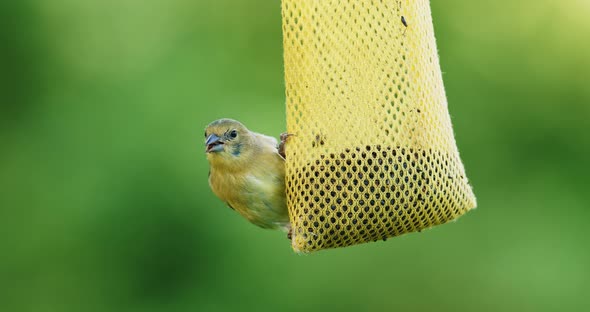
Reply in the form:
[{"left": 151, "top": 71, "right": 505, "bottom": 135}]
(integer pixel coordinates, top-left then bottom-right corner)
[{"left": 209, "top": 160, "right": 288, "bottom": 229}]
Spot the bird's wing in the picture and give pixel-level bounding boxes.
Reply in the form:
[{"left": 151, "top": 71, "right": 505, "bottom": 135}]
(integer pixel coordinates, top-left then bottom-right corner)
[
  {"left": 253, "top": 132, "right": 286, "bottom": 161},
  {"left": 255, "top": 133, "right": 279, "bottom": 150}
]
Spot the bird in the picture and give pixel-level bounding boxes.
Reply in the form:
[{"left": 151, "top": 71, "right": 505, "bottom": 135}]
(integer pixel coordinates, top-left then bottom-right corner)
[{"left": 204, "top": 118, "right": 292, "bottom": 235}]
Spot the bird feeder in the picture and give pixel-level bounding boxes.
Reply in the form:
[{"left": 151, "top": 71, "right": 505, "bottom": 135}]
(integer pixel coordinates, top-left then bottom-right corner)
[{"left": 282, "top": 0, "right": 477, "bottom": 252}]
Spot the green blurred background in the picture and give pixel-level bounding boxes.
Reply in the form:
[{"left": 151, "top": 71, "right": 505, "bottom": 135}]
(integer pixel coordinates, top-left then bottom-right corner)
[{"left": 1, "top": 0, "right": 589, "bottom": 311}]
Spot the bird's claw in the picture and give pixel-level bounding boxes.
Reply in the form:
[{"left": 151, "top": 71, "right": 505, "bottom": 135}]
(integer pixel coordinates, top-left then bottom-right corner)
[
  {"left": 280, "top": 132, "right": 294, "bottom": 142},
  {"left": 278, "top": 132, "right": 295, "bottom": 159}
]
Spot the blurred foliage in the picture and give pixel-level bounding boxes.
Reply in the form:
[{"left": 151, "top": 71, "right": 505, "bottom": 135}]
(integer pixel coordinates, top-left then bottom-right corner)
[{"left": 1, "top": 0, "right": 589, "bottom": 311}]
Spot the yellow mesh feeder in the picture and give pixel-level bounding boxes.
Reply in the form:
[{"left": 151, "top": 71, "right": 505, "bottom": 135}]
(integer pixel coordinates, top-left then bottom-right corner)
[{"left": 282, "top": 0, "right": 477, "bottom": 252}]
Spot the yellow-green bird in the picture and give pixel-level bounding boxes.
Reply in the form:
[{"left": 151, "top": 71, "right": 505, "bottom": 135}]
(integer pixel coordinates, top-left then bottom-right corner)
[{"left": 204, "top": 118, "right": 291, "bottom": 234}]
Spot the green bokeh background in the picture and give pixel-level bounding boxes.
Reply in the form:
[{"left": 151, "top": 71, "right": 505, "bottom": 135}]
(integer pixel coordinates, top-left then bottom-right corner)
[{"left": 2, "top": 1, "right": 589, "bottom": 311}]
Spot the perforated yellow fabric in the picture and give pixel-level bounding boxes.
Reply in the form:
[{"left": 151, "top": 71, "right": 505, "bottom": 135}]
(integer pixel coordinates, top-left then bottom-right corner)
[{"left": 282, "top": 0, "right": 476, "bottom": 252}]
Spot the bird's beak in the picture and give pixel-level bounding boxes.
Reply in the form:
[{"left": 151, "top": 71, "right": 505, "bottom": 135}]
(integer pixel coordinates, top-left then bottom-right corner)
[{"left": 205, "top": 134, "right": 224, "bottom": 153}]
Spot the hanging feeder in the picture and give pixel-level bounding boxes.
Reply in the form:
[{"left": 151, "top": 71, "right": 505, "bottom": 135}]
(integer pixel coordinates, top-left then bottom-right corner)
[{"left": 282, "top": 0, "right": 477, "bottom": 252}]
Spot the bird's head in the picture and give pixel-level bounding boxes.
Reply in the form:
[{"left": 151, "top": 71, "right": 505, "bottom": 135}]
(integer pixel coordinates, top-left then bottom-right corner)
[{"left": 204, "top": 119, "right": 252, "bottom": 166}]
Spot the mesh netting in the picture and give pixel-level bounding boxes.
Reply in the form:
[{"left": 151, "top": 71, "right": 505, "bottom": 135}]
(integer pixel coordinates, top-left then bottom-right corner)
[{"left": 282, "top": 0, "right": 476, "bottom": 252}]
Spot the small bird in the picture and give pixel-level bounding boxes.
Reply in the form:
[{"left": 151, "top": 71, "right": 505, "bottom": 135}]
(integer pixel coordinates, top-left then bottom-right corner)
[{"left": 204, "top": 118, "right": 291, "bottom": 234}]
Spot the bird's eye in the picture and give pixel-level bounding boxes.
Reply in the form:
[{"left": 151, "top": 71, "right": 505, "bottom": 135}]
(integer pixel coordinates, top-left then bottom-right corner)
[
  {"left": 229, "top": 130, "right": 238, "bottom": 139},
  {"left": 204, "top": 131, "right": 207, "bottom": 138}
]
